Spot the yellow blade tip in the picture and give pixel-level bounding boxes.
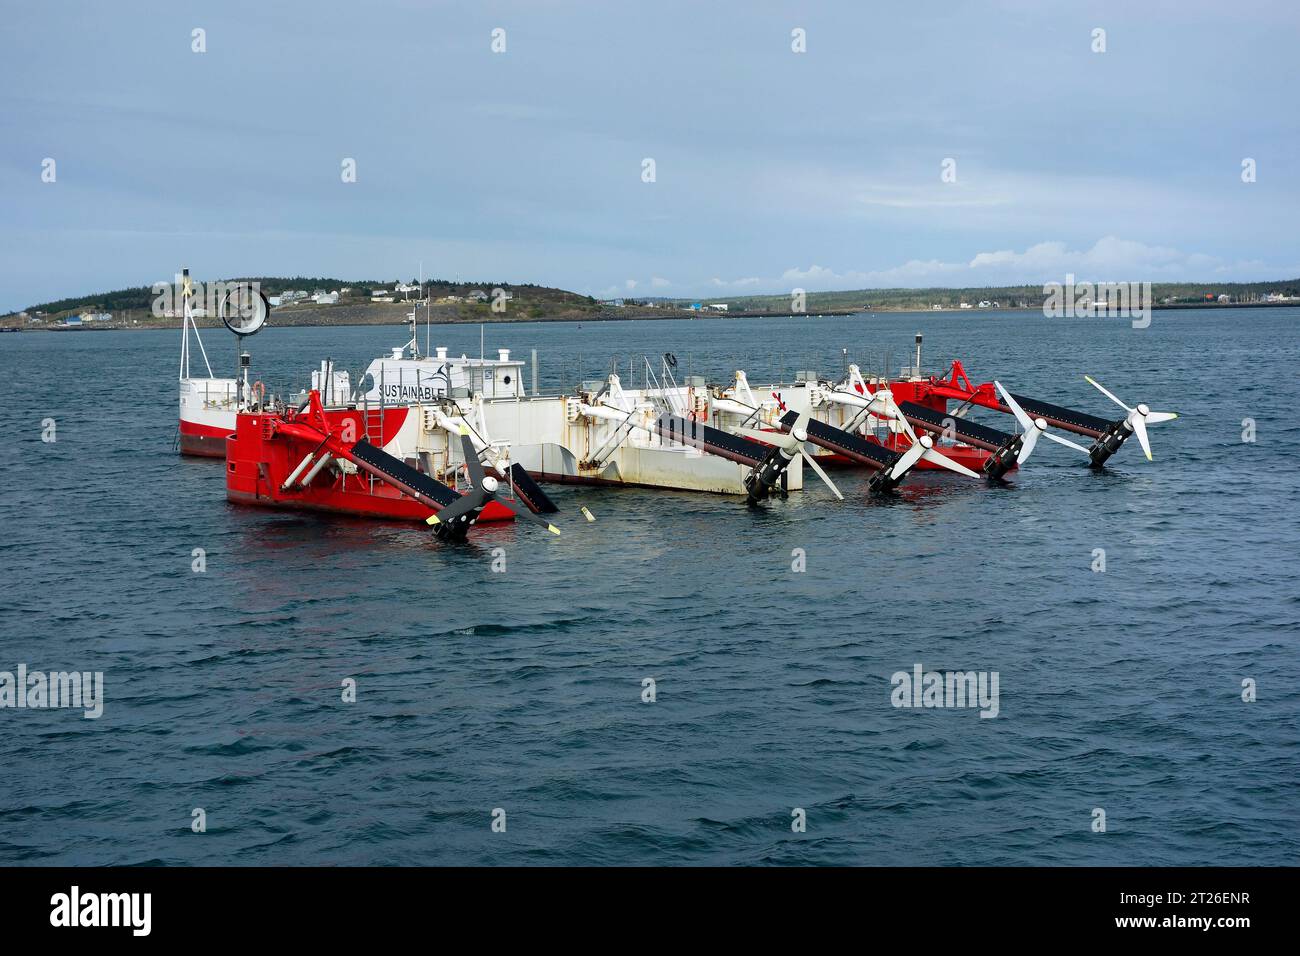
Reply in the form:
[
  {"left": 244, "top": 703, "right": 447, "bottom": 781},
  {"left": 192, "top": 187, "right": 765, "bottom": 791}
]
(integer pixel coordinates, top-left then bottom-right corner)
[
  {"left": 458, "top": 425, "right": 469, "bottom": 435},
  {"left": 426, "top": 515, "right": 440, "bottom": 525},
  {"left": 547, "top": 525, "right": 561, "bottom": 536},
  {"left": 1145, "top": 452, "right": 1153, "bottom": 461}
]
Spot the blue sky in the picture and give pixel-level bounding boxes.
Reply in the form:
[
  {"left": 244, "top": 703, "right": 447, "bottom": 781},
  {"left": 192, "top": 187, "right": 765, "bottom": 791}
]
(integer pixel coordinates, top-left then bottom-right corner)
[{"left": 2, "top": 0, "right": 1297, "bottom": 311}]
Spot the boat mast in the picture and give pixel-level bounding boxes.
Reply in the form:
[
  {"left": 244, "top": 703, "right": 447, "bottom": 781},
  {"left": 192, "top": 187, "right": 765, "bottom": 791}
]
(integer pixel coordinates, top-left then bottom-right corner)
[
  {"left": 422, "top": 258, "right": 431, "bottom": 359},
  {"left": 180, "top": 266, "right": 215, "bottom": 380}
]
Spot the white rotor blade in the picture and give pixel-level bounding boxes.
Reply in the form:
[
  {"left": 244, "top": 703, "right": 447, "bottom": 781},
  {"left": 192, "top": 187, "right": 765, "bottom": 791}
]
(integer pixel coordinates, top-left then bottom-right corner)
[
  {"left": 1145, "top": 411, "right": 1178, "bottom": 424},
  {"left": 867, "top": 389, "right": 899, "bottom": 423},
  {"left": 886, "top": 403, "right": 920, "bottom": 443},
  {"left": 1085, "top": 376, "right": 1132, "bottom": 413},
  {"left": 732, "top": 426, "right": 798, "bottom": 450},
  {"left": 1017, "top": 427, "right": 1040, "bottom": 464},
  {"left": 732, "top": 426, "right": 777, "bottom": 443},
  {"left": 1043, "top": 430, "right": 1091, "bottom": 455},
  {"left": 994, "top": 381, "right": 1035, "bottom": 434},
  {"left": 796, "top": 448, "right": 843, "bottom": 500},
  {"left": 921, "top": 446, "right": 981, "bottom": 478},
  {"left": 887, "top": 396, "right": 909, "bottom": 426},
  {"left": 888, "top": 442, "right": 926, "bottom": 480},
  {"left": 1129, "top": 413, "right": 1152, "bottom": 460}
]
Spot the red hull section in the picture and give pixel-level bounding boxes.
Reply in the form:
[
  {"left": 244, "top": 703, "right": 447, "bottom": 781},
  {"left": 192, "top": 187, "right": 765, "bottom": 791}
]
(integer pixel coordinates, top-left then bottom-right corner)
[
  {"left": 901, "top": 360, "right": 1111, "bottom": 439},
  {"left": 826, "top": 377, "right": 998, "bottom": 471},
  {"left": 179, "top": 419, "right": 232, "bottom": 458},
  {"left": 225, "top": 401, "right": 514, "bottom": 524}
]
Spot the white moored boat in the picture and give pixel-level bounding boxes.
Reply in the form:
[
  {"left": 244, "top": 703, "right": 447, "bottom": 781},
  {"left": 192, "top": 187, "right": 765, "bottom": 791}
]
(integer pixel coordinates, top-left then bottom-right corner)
[{"left": 177, "top": 269, "right": 242, "bottom": 457}]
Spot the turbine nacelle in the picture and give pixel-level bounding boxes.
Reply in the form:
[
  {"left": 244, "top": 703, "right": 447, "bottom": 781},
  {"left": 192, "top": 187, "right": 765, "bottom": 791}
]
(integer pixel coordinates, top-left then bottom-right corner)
[
  {"left": 866, "top": 413, "right": 982, "bottom": 494},
  {"left": 731, "top": 412, "right": 843, "bottom": 506},
  {"left": 1085, "top": 376, "right": 1178, "bottom": 463},
  {"left": 426, "top": 426, "right": 560, "bottom": 541},
  {"left": 994, "top": 380, "right": 1091, "bottom": 467}
]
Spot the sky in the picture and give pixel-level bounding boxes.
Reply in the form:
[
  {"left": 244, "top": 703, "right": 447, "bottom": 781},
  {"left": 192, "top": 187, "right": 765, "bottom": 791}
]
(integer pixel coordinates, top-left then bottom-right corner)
[{"left": 1, "top": 0, "right": 1298, "bottom": 312}]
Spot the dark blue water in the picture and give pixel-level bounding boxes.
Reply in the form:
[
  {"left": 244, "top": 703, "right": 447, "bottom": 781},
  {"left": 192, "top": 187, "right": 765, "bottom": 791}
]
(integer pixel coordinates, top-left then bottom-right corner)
[{"left": 1, "top": 309, "right": 1297, "bottom": 866}]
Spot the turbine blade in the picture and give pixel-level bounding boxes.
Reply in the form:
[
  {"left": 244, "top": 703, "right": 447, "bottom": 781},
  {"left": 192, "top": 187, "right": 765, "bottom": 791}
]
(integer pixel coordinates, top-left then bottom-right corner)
[
  {"left": 889, "top": 443, "right": 926, "bottom": 480},
  {"left": 458, "top": 425, "right": 486, "bottom": 484},
  {"left": 995, "top": 381, "right": 1035, "bottom": 434},
  {"left": 732, "top": 426, "right": 794, "bottom": 449},
  {"left": 1145, "top": 411, "right": 1178, "bottom": 424},
  {"left": 895, "top": 414, "right": 920, "bottom": 444},
  {"left": 496, "top": 496, "right": 562, "bottom": 534},
  {"left": 798, "top": 448, "right": 843, "bottom": 500},
  {"left": 425, "top": 489, "right": 487, "bottom": 527},
  {"left": 1017, "top": 427, "right": 1040, "bottom": 464},
  {"left": 922, "top": 447, "right": 981, "bottom": 478},
  {"left": 1085, "top": 376, "right": 1132, "bottom": 413},
  {"left": 1043, "top": 430, "right": 1092, "bottom": 454},
  {"left": 1130, "top": 413, "right": 1152, "bottom": 460}
]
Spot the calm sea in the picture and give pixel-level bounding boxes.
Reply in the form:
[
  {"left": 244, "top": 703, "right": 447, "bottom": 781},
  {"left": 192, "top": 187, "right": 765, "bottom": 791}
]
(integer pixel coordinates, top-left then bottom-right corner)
[{"left": 1, "top": 308, "right": 1296, "bottom": 865}]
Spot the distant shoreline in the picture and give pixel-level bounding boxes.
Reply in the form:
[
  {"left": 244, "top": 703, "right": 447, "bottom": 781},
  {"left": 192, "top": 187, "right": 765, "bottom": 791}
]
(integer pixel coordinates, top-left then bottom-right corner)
[{"left": 3, "top": 296, "right": 1296, "bottom": 334}]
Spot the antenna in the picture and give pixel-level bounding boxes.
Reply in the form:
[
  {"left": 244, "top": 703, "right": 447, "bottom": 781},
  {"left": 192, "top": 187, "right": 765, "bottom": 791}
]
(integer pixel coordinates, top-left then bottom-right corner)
[
  {"left": 406, "top": 305, "right": 420, "bottom": 359},
  {"left": 424, "top": 261, "right": 431, "bottom": 359},
  {"left": 180, "top": 267, "right": 190, "bottom": 379}
]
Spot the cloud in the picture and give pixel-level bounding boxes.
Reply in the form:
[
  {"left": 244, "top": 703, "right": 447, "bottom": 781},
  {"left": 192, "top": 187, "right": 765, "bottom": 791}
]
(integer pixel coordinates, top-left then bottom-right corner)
[
  {"left": 695, "top": 238, "right": 1278, "bottom": 294},
  {"left": 780, "top": 265, "right": 869, "bottom": 285},
  {"left": 871, "top": 237, "right": 1269, "bottom": 286}
]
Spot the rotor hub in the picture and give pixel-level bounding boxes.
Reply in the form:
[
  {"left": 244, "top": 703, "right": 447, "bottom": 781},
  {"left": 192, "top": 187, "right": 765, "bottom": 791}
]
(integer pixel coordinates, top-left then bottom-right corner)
[
  {"left": 482, "top": 475, "right": 499, "bottom": 494},
  {"left": 792, "top": 427, "right": 808, "bottom": 443},
  {"left": 1034, "top": 417, "right": 1048, "bottom": 431},
  {"left": 1136, "top": 403, "right": 1150, "bottom": 417}
]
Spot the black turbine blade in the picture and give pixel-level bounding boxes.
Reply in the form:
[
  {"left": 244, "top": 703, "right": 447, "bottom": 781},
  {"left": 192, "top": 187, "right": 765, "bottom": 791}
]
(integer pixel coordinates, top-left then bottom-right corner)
[
  {"left": 427, "top": 487, "right": 488, "bottom": 528},
  {"left": 495, "top": 496, "right": 561, "bottom": 535},
  {"left": 458, "top": 429, "right": 487, "bottom": 485}
]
